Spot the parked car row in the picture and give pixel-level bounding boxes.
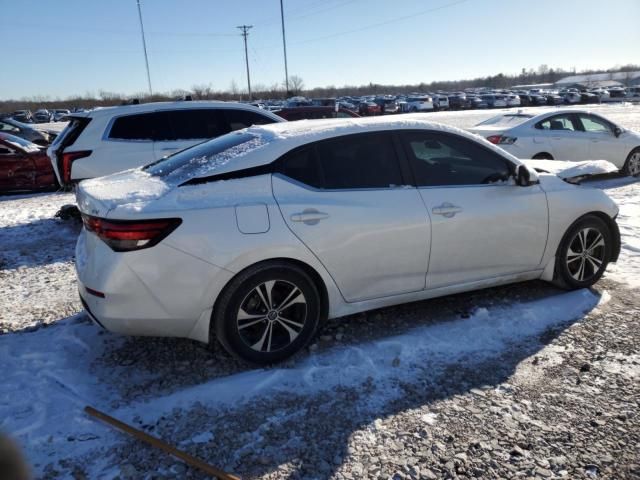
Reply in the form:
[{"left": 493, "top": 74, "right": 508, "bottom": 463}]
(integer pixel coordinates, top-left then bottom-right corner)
[{"left": 7, "top": 109, "right": 71, "bottom": 124}]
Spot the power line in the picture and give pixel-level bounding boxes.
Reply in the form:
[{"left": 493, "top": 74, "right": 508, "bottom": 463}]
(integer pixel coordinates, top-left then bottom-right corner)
[
  {"left": 292, "top": 0, "right": 470, "bottom": 46},
  {"left": 237, "top": 25, "right": 253, "bottom": 100}
]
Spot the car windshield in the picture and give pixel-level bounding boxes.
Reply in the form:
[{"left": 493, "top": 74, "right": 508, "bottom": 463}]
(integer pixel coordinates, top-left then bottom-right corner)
[
  {"left": 144, "top": 130, "right": 270, "bottom": 181},
  {"left": 476, "top": 114, "right": 533, "bottom": 127}
]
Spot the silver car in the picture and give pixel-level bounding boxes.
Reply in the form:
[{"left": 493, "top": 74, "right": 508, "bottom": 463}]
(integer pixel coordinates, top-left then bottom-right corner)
[{"left": 75, "top": 116, "right": 621, "bottom": 364}]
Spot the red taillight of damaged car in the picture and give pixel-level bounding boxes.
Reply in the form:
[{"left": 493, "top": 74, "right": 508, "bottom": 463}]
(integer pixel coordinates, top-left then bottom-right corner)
[{"left": 81, "top": 215, "right": 182, "bottom": 252}]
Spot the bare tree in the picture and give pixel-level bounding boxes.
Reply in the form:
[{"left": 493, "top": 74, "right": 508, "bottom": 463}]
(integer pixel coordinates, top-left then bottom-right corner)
[
  {"left": 191, "top": 84, "right": 212, "bottom": 100},
  {"left": 289, "top": 75, "right": 304, "bottom": 95}
]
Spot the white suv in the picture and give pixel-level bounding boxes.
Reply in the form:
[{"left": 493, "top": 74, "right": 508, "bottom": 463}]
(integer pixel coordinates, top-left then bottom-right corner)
[{"left": 48, "top": 101, "right": 284, "bottom": 187}]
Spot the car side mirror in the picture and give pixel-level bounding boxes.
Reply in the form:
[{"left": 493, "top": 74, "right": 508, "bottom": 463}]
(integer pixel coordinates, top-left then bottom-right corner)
[
  {"left": 516, "top": 164, "right": 533, "bottom": 187},
  {"left": 614, "top": 126, "right": 622, "bottom": 137}
]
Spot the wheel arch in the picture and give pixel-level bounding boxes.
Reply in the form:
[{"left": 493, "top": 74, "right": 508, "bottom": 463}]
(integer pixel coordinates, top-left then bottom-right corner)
[
  {"left": 583, "top": 211, "right": 621, "bottom": 262},
  {"left": 209, "top": 257, "right": 330, "bottom": 342},
  {"left": 533, "top": 152, "right": 554, "bottom": 160}
]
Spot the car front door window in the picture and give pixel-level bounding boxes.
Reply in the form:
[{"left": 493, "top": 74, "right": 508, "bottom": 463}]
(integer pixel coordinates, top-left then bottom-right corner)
[{"left": 403, "top": 132, "right": 512, "bottom": 186}]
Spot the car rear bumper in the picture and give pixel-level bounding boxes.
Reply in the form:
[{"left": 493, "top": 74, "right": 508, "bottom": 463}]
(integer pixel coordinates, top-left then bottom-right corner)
[{"left": 75, "top": 229, "right": 231, "bottom": 340}]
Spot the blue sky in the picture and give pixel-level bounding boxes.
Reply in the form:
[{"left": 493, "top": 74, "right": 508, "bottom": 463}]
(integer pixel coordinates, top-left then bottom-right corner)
[{"left": 2, "top": 0, "right": 639, "bottom": 99}]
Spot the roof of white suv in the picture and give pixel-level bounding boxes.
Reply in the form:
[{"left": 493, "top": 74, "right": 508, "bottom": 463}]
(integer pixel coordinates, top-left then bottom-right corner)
[{"left": 70, "top": 101, "right": 277, "bottom": 119}]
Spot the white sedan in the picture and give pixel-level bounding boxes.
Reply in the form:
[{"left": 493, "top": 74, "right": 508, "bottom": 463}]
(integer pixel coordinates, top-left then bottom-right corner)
[
  {"left": 75, "top": 116, "right": 621, "bottom": 364},
  {"left": 468, "top": 109, "right": 640, "bottom": 176}
]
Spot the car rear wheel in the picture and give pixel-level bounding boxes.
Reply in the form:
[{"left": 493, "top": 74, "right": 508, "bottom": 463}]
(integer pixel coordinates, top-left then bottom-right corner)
[
  {"left": 622, "top": 148, "right": 640, "bottom": 177},
  {"left": 213, "top": 261, "right": 321, "bottom": 364},
  {"left": 553, "top": 215, "right": 612, "bottom": 290},
  {"left": 533, "top": 152, "right": 554, "bottom": 160}
]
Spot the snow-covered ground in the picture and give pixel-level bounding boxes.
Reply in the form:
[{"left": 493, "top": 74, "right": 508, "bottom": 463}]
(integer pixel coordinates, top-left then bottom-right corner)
[{"left": 0, "top": 104, "right": 639, "bottom": 479}]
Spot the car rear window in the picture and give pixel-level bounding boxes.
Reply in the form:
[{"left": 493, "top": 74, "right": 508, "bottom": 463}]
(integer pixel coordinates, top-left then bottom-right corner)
[
  {"left": 476, "top": 114, "right": 533, "bottom": 127},
  {"left": 144, "top": 131, "right": 270, "bottom": 181}
]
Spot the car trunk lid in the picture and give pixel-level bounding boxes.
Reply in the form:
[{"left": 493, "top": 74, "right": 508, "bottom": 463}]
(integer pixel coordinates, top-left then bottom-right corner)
[{"left": 75, "top": 169, "right": 172, "bottom": 218}]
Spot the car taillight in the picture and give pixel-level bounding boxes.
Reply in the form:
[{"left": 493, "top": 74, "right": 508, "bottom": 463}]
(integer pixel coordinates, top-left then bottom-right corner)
[
  {"left": 81, "top": 215, "right": 182, "bottom": 252},
  {"left": 486, "top": 135, "right": 517, "bottom": 145},
  {"left": 61, "top": 150, "right": 92, "bottom": 185}
]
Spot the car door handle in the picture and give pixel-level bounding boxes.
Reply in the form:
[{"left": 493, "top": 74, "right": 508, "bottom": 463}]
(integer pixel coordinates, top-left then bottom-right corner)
[
  {"left": 432, "top": 203, "right": 463, "bottom": 218},
  {"left": 161, "top": 147, "right": 178, "bottom": 151},
  {"left": 290, "top": 209, "right": 329, "bottom": 225}
]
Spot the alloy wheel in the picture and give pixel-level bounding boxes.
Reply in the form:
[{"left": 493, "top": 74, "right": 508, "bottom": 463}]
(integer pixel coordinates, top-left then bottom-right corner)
[
  {"left": 236, "top": 280, "right": 307, "bottom": 353},
  {"left": 627, "top": 152, "right": 640, "bottom": 176},
  {"left": 566, "top": 227, "right": 606, "bottom": 282}
]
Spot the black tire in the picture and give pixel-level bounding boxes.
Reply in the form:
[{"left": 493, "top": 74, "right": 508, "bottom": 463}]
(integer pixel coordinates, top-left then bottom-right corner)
[
  {"left": 622, "top": 147, "right": 640, "bottom": 177},
  {"left": 213, "top": 261, "right": 321, "bottom": 364},
  {"left": 553, "top": 215, "right": 612, "bottom": 290},
  {"left": 533, "top": 152, "right": 554, "bottom": 160}
]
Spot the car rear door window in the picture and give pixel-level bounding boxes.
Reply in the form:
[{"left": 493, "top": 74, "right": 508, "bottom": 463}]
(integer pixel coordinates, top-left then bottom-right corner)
[
  {"left": 280, "top": 147, "right": 323, "bottom": 188},
  {"left": 167, "top": 109, "right": 228, "bottom": 140},
  {"left": 536, "top": 114, "right": 581, "bottom": 131},
  {"left": 223, "top": 109, "right": 276, "bottom": 131},
  {"left": 316, "top": 133, "right": 402, "bottom": 189},
  {"left": 402, "top": 131, "right": 512, "bottom": 187},
  {"left": 279, "top": 132, "right": 403, "bottom": 189},
  {"left": 108, "top": 112, "right": 172, "bottom": 141}
]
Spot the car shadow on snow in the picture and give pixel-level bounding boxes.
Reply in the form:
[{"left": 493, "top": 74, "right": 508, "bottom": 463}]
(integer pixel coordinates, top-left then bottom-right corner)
[
  {"left": 0, "top": 216, "right": 80, "bottom": 270},
  {"left": 85, "top": 281, "right": 604, "bottom": 479}
]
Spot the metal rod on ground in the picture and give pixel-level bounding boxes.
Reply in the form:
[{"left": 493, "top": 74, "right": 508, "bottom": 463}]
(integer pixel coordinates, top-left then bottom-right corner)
[
  {"left": 279, "top": 0, "right": 289, "bottom": 96},
  {"left": 84, "top": 406, "right": 241, "bottom": 480},
  {"left": 136, "top": 0, "right": 153, "bottom": 96},
  {"left": 237, "top": 25, "right": 253, "bottom": 100}
]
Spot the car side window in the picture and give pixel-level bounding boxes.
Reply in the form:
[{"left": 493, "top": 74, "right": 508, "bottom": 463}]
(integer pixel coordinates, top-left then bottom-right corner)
[
  {"left": 0, "top": 122, "right": 20, "bottom": 134},
  {"left": 279, "top": 132, "right": 403, "bottom": 190},
  {"left": 402, "top": 131, "right": 512, "bottom": 187},
  {"left": 535, "top": 114, "right": 580, "bottom": 132},
  {"left": 108, "top": 112, "right": 172, "bottom": 141},
  {"left": 316, "top": 133, "right": 403, "bottom": 189},
  {"left": 167, "top": 109, "right": 227, "bottom": 140},
  {"left": 223, "top": 109, "right": 276, "bottom": 132},
  {"left": 579, "top": 115, "right": 613, "bottom": 134},
  {"left": 0, "top": 143, "right": 17, "bottom": 155},
  {"left": 280, "top": 147, "right": 323, "bottom": 188}
]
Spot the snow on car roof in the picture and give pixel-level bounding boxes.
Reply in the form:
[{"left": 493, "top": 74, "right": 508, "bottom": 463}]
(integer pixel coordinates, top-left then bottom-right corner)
[{"left": 75, "top": 100, "right": 267, "bottom": 119}]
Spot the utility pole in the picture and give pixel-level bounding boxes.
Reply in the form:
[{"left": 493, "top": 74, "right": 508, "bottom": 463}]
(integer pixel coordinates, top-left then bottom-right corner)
[
  {"left": 237, "top": 25, "right": 253, "bottom": 100},
  {"left": 279, "top": 0, "right": 290, "bottom": 96},
  {"left": 136, "top": 0, "right": 153, "bottom": 97}
]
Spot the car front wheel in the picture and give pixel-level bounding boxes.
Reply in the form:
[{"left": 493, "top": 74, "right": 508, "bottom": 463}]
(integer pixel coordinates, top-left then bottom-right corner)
[
  {"left": 213, "top": 261, "right": 321, "bottom": 364},
  {"left": 622, "top": 148, "right": 640, "bottom": 177},
  {"left": 554, "top": 215, "right": 612, "bottom": 289}
]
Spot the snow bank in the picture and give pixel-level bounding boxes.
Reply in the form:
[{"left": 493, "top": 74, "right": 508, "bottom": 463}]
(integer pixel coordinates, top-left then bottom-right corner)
[{"left": 522, "top": 159, "right": 619, "bottom": 179}]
